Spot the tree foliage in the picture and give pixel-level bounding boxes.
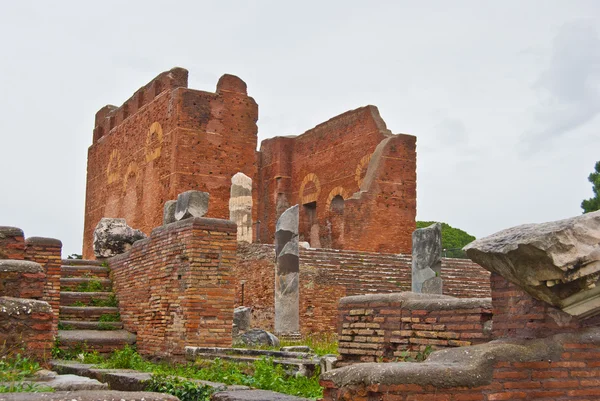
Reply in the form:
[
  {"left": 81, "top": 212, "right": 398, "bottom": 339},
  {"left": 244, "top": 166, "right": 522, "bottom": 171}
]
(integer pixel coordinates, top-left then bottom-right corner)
[
  {"left": 581, "top": 161, "right": 600, "bottom": 214},
  {"left": 416, "top": 221, "right": 475, "bottom": 259}
]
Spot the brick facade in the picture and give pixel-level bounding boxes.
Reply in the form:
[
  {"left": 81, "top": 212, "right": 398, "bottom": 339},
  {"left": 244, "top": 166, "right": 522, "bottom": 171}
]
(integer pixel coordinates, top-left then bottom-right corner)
[
  {"left": 257, "top": 106, "right": 416, "bottom": 254},
  {"left": 24, "top": 237, "right": 62, "bottom": 337},
  {"left": 336, "top": 293, "right": 492, "bottom": 366},
  {"left": 83, "top": 68, "right": 259, "bottom": 259},
  {"left": 236, "top": 243, "right": 490, "bottom": 334},
  {"left": 0, "top": 297, "right": 54, "bottom": 360},
  {"left": 83, "top": 68, "right": 417, "bottom": 257},
  {"left": 321, "top": 273, "right": 600, "bottom": 400},
  {"left": 0, "top": 261, "right": 45, "bottom": 300},
  {"left": 110, "top": 217, "right": 237, "bottom": 358},
  {"left": 0, "top": 226, "right": 25, "bottom": 260}
]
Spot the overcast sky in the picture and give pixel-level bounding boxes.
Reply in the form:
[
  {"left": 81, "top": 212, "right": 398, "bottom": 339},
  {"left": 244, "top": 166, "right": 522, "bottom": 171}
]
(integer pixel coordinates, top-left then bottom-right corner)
[{"left": 1, "top": 1, "right": 599, "bottom": 256}]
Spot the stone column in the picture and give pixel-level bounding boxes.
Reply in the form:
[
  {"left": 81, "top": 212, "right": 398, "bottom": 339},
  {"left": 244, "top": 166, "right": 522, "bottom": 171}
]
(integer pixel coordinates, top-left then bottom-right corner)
[
  {"left": 229, "top": 172, "right": 253, "bottom": 242},
  {"left": 274, "top": 204, "right": 300, "bottom": 335},
  {"left": 411, "top": 223, "right": 442, "bottom": 294}
]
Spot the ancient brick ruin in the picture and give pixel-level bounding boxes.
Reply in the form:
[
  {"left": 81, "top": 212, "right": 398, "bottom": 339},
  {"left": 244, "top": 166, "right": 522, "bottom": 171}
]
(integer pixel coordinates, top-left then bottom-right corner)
[
  {"left": 321, "top": 212, "right": 600, "bottom": 400},
  {"left": 0, "top": 227, "right": 61, "bottom": 359},
  {"left": 83, "top": 67, "right": 416, "bottom": 259}
]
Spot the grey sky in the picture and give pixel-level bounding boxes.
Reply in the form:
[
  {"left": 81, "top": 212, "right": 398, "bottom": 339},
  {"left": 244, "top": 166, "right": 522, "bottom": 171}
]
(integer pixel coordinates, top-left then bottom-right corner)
[{"left": 1, "top": 1, "right": 599, "bottom": 256}]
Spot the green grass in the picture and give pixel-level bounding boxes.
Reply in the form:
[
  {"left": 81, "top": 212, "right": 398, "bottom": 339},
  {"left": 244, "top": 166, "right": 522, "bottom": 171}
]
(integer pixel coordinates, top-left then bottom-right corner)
[
  {"left": 279, "top": 333, "right": 338, "bottom": 356},
  {"left": 234, "top": 332, "right": 339, "bottom": 356},
  {"left": 62, "top": 346, "right": 323, "bottom": 400},
  {"left": 0, "top": 354, "right": 55, "bottom": 393}
]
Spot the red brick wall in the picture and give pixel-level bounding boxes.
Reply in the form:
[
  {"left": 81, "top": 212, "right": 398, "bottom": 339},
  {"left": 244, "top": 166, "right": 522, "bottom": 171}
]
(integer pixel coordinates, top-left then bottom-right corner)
[
  {"left": 24, "top": 237, "right": 62, "bottom": 337},
  {"left": 321, "top": 333, "right": 600, "bottom": 401},
  {"left": 0, "top": 227, "right": 25, "bottom": 260},
  {"left": 336, "top": 293, "right": 492, "bottom": 366},
  {"left": 490, "top": 273, "right": 600, "bottom": 339},
  {"left": 0, "top": 261, "right": 45, "bottom": 299},
  {"left": 110, "top": 217, "right": 237, "bottom": 357},
  {"left": 257, "top": 106, "right": 416, "bottom": 254},
  {"left": 0, "top": 297, "right": 54, "bottom": 361},
  {"left": 321, "top": 274, "right": 600, "bottom": 400},
  {"left": 235, "top": 244, "right": 490, "bottom": 334},
  {"left": 83, "top": 68, "right": 258, "bottom": 258}
]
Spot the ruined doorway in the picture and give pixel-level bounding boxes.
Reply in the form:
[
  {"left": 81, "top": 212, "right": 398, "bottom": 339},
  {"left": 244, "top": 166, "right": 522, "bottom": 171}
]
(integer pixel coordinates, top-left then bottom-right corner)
[
  {"left": 329, "top": 195, "right": 345, "bottom": 249},
  {"left": 301, "top": 201, "right": 321, "bottom": 248}
]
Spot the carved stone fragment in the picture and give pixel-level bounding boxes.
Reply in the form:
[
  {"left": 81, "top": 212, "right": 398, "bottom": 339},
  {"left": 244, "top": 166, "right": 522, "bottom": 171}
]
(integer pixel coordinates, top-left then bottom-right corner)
[
  {"left": 464, "top": 211, "right": 600, "bottom": 318},
  {"left": 229, "top": 172, "right": 253, "bottom": 242},
  {"left": 412, "top": 223, "right": 442, "bottom": 294},
  {"left": 174, "top": 191, "right": 209, "bottom": 221}
]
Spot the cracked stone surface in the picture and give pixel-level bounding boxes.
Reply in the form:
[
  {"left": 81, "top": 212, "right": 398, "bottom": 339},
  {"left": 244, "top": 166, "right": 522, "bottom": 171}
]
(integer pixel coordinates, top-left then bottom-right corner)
[{"left": 464, "top": 210, "right": 600, "bottom": 317}]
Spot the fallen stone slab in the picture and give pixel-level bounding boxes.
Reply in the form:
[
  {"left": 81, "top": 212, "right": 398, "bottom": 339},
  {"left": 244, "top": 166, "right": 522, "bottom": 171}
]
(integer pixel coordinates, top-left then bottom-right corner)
[
  {"left": 2, "top": 374, "right": 107, "bottom": 392},
  {"left": 464, "top": 210, "right": 600, "bottom": 317},
  {"left": 0, "top": 390, "right": 179, "bottom": 401},
  {"left": 211, "top": 389, "right": 309, "bottom": 401}
]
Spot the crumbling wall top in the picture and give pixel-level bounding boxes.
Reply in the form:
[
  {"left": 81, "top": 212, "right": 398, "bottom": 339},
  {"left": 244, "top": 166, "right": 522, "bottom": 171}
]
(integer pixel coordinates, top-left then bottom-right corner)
[{"left": 93, "top": 67, "right": 189, "bottom": 142}]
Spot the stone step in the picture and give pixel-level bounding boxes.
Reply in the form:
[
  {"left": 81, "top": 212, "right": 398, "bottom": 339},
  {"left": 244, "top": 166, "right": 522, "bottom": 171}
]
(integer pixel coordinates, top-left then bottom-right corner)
[
  {"left": 57, "top": 330, "right": 136, "bottom": 354},
  {"left": 59, "top": 320, "right": 123, "bottom": 330},
  {"left": 61, "top": 291, "right": 114, "bottom": 306},
  {"left": 61, "top": 277, "right": 112, "bottom": 292},
  {"left": 186, "top": 352, "right": 319, "bottom": 376},
  {"left": 62, "top": 259, "right": 104, "bottom": 266},
  {"left": 59, "top": 306, "right": 119, "bottom": 321},
  {"left": 61, "top": 265, "right": 110, "bottom": 278}
]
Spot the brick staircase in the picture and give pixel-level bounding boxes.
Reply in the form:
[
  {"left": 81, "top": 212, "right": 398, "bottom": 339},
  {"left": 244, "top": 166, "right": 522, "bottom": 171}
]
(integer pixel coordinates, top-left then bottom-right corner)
[{"left": 57, "top": 259, "right": 135, "bottom": 354}]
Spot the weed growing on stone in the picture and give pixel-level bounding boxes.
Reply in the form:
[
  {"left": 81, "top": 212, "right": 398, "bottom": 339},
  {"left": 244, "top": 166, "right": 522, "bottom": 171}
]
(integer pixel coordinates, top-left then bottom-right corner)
[
  {"left": 89, "top": 294, "right": 118, "bottom": 307},
  {"left": 0, "top": 353, "right": 54, "bottom": 393},
  {"left": 76, "top": 279, "right": 103, "bottom": 292},
  {"left": 0, "top": 382, "right": 54, "bottom": 393},
  {"left": 146, "top": 373, "right": 214, "bottom": 401},
  {"left": 98, "top": 313, "right": 120, "bottom": 322}
]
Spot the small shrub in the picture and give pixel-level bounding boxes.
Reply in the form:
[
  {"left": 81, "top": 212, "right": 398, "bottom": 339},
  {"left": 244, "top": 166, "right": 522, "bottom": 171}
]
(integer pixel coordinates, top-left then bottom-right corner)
[
  {"left": 102, "top": 345, "right": 147, "bottom": 370},
  {"left": 146, "top": 373, "right": 213, "bottom": 401}
]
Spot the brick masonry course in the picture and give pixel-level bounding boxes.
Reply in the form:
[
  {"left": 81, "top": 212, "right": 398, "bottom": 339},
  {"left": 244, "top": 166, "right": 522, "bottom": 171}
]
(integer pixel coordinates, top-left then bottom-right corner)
[
  {"left": 236, "top": 243, "right": 490, "bottom": 335},
  {"left": 110, "top": 217, "right": 237, "bottom": 358}
]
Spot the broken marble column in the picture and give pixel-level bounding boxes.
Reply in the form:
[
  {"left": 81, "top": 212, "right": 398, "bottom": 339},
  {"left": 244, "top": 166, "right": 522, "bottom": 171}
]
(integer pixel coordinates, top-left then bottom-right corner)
[
  {"left": 174, "top": 191, "right": 209, "bottom": 221},
  {"left": 93, "top": 218, "right": 147, "bottom": 258},
  {"left": 465, "top": 210, "right": 600, "bottom": 318},
  {"left": 274, "top": 204, "right": 300, "bottom": 335},
  {"left": 411, "top": 222, "right": 442, "bottom": 294},
  {"left": 163, "top": 200, "right": 176, "bottom": 225},
  {"left": 229, "top": 172, "right": 253, "bottom": 242}
]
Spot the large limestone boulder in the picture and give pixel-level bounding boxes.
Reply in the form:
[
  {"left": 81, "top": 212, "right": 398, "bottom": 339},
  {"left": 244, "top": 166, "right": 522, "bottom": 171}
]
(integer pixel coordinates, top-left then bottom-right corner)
[
  {"left": 464, "top": 211, "right": 600, "bottom": 317},
  {"left": 93, "top": 218, "right": 147, "bottom": 258}
]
